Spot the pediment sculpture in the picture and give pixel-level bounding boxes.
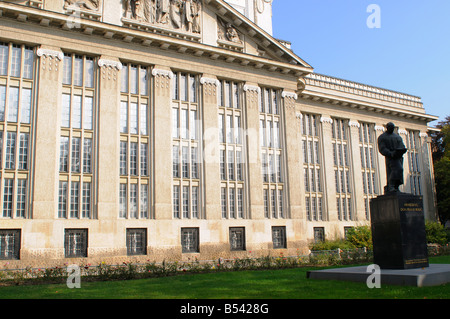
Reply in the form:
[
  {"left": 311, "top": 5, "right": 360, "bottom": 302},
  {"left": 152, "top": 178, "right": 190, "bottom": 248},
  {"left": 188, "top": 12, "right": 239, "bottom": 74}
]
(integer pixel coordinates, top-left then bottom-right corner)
[
  {"left": 64, "top": 0, "right": 100, "bottom": 11},
  {"left": 217, "top": 17, "right": 242, "bottom": 44},
  {"left": 123, "top": 0, "right": 201, "bottom": 34}
]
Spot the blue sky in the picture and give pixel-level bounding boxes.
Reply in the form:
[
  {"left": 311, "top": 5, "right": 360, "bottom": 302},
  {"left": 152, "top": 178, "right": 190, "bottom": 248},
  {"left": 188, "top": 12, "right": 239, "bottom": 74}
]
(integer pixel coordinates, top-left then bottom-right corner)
[{"left": 272, "top": 0, "right": 450, "bottom": 126}]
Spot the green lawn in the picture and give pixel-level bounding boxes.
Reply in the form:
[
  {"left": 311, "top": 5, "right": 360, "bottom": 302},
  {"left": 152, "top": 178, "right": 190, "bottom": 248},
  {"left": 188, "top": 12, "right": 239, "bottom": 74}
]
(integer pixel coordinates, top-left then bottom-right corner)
[{"left": 1, "top": 256, "right": 449, "bottom": 300}]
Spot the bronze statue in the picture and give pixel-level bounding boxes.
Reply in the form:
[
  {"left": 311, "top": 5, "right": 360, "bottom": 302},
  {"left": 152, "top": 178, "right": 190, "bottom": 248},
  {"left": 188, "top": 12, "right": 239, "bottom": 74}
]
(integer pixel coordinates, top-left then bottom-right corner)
[{"left": 377, "top": 122, "right": 407, "bottom": 193}]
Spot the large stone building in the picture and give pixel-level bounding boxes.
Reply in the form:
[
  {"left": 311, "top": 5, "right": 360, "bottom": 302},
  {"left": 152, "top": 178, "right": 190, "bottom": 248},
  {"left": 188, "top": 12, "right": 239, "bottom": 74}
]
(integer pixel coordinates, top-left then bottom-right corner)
[{"left": 0, "top": 0, "right": 438, "bottom": 267}]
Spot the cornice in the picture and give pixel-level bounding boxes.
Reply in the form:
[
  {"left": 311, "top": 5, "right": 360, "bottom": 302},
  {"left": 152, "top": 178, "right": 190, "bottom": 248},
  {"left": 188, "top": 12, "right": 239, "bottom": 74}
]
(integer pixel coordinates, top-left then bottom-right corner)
[
  {"left": 0, "top": 1, "right": 312, "bottom": 78},
  {"left": 299, "top": 90, "right": 438, "bottom": 123}
]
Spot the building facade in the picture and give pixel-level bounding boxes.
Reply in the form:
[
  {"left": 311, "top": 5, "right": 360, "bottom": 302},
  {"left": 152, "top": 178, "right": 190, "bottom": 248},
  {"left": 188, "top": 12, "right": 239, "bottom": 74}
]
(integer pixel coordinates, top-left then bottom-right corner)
[{"left": 0, "top": 0, "right": 438, "bottom": 267}]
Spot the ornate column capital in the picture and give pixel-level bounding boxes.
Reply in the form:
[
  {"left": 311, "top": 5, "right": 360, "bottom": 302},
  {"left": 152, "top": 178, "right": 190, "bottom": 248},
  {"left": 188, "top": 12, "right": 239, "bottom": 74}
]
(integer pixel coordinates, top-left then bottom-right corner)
[
  {"left": 200, "top": 77, "right": 220, "bottom": 86},
  {"left": 243, "top": 84, "right": 261, "bottom": 94},
  {"left": 98, "top": 59, "right": 123, "bottom": 70},
  {"left": 320, "top": 116, "right": 333, "bottom": 125},
  {"left": 348, "top": 120, "right": 360, "bottom": 128},
  {"left": 152, "top": 68, "right": 174, "bottom": 79},
  {"left": 281, "top": 91, "right": 298, "bottom": 100},
  {"left": 37, "top": 48, "right": 64, "bottom": 61}
]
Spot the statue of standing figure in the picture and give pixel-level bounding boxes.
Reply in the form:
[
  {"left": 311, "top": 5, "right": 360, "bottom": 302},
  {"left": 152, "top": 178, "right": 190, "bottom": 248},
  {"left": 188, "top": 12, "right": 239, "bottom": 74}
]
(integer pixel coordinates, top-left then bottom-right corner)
[
  {"left": 377, "top": 122, "right": 408, "bottom": 193},
  {"left": 156, "top": 0, "right": 170, "bottom": 24}
]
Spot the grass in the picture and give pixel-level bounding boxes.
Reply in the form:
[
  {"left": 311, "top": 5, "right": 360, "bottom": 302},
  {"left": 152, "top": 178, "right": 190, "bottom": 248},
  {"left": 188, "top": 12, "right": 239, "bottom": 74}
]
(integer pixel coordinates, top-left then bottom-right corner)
[{"left": 0, "top": 256, "right": 449, "bottom": 300}]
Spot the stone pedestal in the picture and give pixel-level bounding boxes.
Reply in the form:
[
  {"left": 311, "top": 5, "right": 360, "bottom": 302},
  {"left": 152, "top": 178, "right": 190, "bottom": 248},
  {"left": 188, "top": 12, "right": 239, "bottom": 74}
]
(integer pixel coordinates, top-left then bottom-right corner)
[{"left": 370, "top": 193, "right": 429, "bottom": 270}]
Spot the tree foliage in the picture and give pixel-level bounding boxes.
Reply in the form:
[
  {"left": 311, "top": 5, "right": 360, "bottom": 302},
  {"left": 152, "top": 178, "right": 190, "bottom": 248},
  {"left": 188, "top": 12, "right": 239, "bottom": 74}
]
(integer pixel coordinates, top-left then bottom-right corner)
[{"left": 431, "top": 116, "right": 450, "bottom": 224}]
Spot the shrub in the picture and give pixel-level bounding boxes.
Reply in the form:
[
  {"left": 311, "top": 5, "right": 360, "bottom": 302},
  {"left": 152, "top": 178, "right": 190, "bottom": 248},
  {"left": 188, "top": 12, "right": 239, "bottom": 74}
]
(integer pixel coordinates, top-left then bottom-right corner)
[
  {"left": 345, "top": 226, "right": 373, "bottom": 250},
  {"left": 425, "top": 221, "right": 449, "bottom": 246},
  {"left": 309, "top": 239, "right": 352, "bottom": 251}
]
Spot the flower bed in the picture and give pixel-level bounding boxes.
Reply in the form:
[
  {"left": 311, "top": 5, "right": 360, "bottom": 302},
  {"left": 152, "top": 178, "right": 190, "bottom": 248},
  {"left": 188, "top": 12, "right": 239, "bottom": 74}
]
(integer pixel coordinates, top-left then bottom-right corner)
[{"left": 0, "top": 250, "right": 374, "bottom": 286}]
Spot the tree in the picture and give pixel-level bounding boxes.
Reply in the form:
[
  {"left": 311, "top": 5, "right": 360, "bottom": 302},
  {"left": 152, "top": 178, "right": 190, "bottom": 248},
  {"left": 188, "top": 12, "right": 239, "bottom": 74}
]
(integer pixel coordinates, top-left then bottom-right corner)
[
  {"left": 431, "top": 117, "right": 450, "bottom": 225},
  {"left": 430, "top": 116, "right": 450, "bottom": 162}
]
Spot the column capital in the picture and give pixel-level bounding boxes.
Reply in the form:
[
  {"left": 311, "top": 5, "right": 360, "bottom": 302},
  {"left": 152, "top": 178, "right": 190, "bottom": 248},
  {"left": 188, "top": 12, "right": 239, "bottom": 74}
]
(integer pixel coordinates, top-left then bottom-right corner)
[
  {"left": 98, "top": 59, "right": 122, "bottom": 70},
  {"left": 152, "top": 68, "right": 174, "bottom": 79},
  {"left": 348, "top": 120, "right": 360, "bottom": 128},
  {"left": 243, "top": 84, "right": 261, "bottom": 94},
  {"left": 200, "top": 77, "right": 220, "bottom": 86},
  {"left": 320, "top": 116, "right": 333, "bottom": 125},
  {"left": 281, "top": 90, "right": 298, "bottom": 100},
  {"left": 37, "top": 48, "right": 64, "bottom": 60}
]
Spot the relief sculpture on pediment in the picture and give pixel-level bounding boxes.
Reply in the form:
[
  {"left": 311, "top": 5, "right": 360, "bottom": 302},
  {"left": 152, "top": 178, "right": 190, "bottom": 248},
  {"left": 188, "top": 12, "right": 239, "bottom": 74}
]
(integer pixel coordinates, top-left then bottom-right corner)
[
  {"left": 217, "top": 17, "right": 242, "bottom": 44},
  {"left": 123, "top": 0, "right": 201, "bottom": 34},
  {"left": 64, "top": 0, "right": 100, "bottom": 11}
]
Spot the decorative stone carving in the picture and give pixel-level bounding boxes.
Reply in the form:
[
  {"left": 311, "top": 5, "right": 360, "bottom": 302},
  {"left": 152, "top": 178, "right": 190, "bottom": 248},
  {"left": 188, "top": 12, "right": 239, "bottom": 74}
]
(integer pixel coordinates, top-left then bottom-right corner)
[
  {"left": 200, "top": 77, "right": 218, "bottom": 100},
  {"left": 320, "top": 117, "right": 333, "bottom": 125},
  {"left": 98, "top": 59, "right": 123, "bottom": 70},
  {"left": 98, "top": 59, "right": 122, "bottom": 89},
  {"left": 152, "top": 68, "right": 173, "bottom": 91},
  {"left": 243, "top": 84, "right": 260, "bottom": 105},
  {"left": 282, "top": 91, "right": 297, "bottom": 108},
  {"left": 218, "top": 17, "right": 242, "bottom": 44},
  {"left": 65, "top": 0, "right": 100, "bottom": 11},
  {"left": 348, "top": 120, "right": 360, "bottom": 128},
  {"left": 243, "top": 84, "right": 261, "bottom": 94},
  {"left": 281, "top": 91, "right": 298, "bottom": 100},
  {"left": 297, "top": 78, "right": 306, "bottom": 92},
  {"left": 122, "top": 0, "right": 201, "bottom": 34},
  {"left": 37, "top": 48, "right": 62, "bottom": 79},
  {"left": 37, "top": 48, "right": 64, "bottom": 61},
  {"left": 152, "top": 68, "right": 174, "bottom": 79},
  {"left": 200, "top": 77, "right": 220, "bottom": 87}
]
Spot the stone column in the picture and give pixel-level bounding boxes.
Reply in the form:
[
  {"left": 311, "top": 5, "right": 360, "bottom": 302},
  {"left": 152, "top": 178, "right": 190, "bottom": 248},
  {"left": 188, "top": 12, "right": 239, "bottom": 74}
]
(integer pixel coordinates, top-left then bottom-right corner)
[
  {"left": 348, "top": 120, "right": 365, "bottom": 221},
  {"left": 320, "top": 116, "right": 337, "bottom": 222},
  {"left": 152, "top": 67, "right": 173, "bottom": 220},
  {"left": 281, "top": 91, "right": 302, "bottom": 220},
  {"left": 200, "top": 75, "right": 221, "bottom": 220},
  {"left": 96, "top": 58, "right": 122, "bottom": 221},
  {"left": 419, "top": 132, "right": 438, "bottom": 221},
  {"left": 243, "top": 83, "right": 263, "bottom": 220},
  {"left": 398, "top": 128, "right": 409, "bottom": 194},
  {"left": 32, "top": 47, "right": 64, "bottom": 220},
  {"left": 374, "top": 125, "right": 387, "bottom": 193}
]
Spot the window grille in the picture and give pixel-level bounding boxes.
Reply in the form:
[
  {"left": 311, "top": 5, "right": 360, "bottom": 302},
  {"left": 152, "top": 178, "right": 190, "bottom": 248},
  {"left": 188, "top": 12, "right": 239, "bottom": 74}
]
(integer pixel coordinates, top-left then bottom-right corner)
[
  {"left": 272, "top": 226, "right": 286, "bottom": 249},
  {"left": 229, "top": 227, "right": 246, "bottom": 251},
  {"left": 0, "top": 229, "right": 21, "bottom": 260},
  {"left": 181, "top": 228, "right": 199, "bottom": 253},
  {"left": 64, "top": 229, "right": 88, "bottom": 258},
  {"left": 126, "top": 228, "right": 147, "bottom": 256}
]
